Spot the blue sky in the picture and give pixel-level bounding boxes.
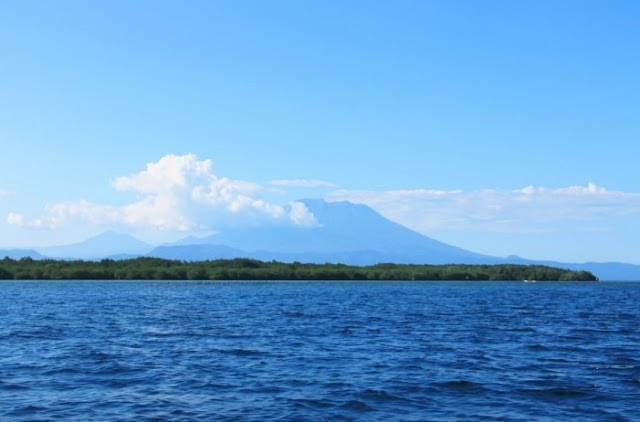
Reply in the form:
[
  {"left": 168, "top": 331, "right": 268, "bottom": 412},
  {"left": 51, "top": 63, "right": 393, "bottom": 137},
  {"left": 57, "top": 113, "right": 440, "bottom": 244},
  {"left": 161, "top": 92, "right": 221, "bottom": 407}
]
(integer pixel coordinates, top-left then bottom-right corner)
[{"left": 1, "top": 1, "right": 639, "bottom": 264}]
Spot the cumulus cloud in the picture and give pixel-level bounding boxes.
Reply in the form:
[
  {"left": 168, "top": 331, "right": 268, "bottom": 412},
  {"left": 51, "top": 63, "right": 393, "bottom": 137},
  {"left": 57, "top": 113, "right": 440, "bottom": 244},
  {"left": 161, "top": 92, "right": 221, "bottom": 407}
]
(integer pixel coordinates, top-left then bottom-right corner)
[
  {"left": 6, "top": 212, "right": 24, "bottom": 226},
  {"left": 8, "top": 154, "right": 317, "bottom": 231},
  {"left": 112, "top": 153, "right": 215, "bottom": 194},
  {"left": 328, "top": 183, "right": 640, "bottom": 234},
  {"left": 269, "top": 179, "right": 337, "bottom": 188},
  {"left": 288, "top": 201, "right": 319, "bottom": 227}
]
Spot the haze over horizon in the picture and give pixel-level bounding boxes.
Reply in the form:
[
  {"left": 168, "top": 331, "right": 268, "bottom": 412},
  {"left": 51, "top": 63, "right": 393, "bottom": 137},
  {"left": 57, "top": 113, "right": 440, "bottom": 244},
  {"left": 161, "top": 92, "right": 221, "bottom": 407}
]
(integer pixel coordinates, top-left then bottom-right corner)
[{"left": 1, "top": 1, "right": 639, "bottom": 264}]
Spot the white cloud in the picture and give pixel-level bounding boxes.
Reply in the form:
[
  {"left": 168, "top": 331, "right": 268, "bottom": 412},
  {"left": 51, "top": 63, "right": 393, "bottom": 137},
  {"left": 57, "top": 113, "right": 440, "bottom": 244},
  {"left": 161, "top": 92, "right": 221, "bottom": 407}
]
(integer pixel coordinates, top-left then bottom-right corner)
[
  {"left": 112, "top": 153, "right": 215, "bottom": 194},
  {"left": 0, "top": 188, "right": 13, "bottom": 197},
  {"left": 328, "top": 183, "right": 640, "bottom": 234},
  {"left": 554, "top": 182, "right": 607, "bottom": 195},
  {"left": 269, "top": 179, "right": 337, "bottom": 188},
  {"left": 7, "top": 212, "right": 24, "bottom": 226},
  {"left": 288, "top": 201, "right": 319, "bottom": 227},
  {"left": 6, "top": 211, "right": 48, "bottom": 229},
  {"left": 10, "top": 154, "right": 317, "bottom": 232}
]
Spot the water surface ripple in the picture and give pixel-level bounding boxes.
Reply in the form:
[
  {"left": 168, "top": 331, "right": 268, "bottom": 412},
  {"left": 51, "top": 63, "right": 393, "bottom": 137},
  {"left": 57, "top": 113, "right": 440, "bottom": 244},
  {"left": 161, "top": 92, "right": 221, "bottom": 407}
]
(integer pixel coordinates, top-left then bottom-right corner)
[{"left": 1, "top": 281, "right": 638, "bottom": 421}]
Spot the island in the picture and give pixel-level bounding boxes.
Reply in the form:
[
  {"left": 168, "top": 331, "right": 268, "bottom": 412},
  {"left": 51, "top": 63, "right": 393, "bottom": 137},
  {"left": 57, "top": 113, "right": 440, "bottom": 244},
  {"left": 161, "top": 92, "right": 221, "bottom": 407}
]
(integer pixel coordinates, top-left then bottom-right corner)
[{"left": 0, "top": 257, "right": 598, "bottom": 281}]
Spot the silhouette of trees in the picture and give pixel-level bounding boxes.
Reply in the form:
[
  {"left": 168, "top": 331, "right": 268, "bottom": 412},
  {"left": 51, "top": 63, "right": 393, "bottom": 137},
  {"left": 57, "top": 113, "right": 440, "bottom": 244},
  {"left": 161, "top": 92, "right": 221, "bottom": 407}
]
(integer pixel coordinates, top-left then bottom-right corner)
[{"left": 0, "top": 257, "right": 598, "bottom": 281}]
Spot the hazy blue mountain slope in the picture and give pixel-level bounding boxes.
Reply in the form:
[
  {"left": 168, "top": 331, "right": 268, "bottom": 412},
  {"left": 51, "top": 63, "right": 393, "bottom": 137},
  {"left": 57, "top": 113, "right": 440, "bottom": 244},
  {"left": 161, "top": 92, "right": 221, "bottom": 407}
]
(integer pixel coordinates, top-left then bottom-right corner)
[
  {"left": 0, "top": 249, "right": 45, "bottom": 260},
  {"left": 570, "top": 262, "right": 640, "bottom": 281},
  {"left": 39, "top": 231, "right": 152, "bottom": 259},
  {"left": 165, "top": 199, "right": 496, "bottom": 264},
  {"left": 504, "top": 256, "right": 640, "bottom": 281}
]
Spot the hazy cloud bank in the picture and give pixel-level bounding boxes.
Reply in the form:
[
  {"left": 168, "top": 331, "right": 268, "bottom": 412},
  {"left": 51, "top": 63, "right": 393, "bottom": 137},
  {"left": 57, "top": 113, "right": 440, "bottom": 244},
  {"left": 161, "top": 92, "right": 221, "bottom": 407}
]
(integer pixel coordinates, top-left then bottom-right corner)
[
  {"left": 327, "top": 183, "right": 640, "bottom": 234},
  {"left": 7, "top": 154, "right": 318, "bottom": 231},
  {"left": 269, "top": 179, "right": 337, "bottom": 188}
]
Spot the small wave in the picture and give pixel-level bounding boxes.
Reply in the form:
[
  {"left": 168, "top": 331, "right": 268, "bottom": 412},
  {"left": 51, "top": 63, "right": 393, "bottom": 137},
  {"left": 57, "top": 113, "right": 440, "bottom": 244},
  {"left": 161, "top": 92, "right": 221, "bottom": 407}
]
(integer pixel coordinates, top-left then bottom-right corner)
[
  {"left": 339, "top": 400, "right": 374, "bottom": 411},
  {"left": 527, "top": 343, "right": 550, "bottom": 351},
  {"left": 540, "top": 357, "right": 573, "bottom": 363},
  {"left": 509, "top": 327, "right": 537, "bottom": 333},
  {"left": 94, "top": 362, "right": 143, "bottom": 376},
  {"left": 282, "top": 310, "right": 307, "bottom": 317},
  {"left": 5, "top": 404, "right": 47, "bottom": 417},
  {"left": 518, "top": 386, "right": 596, "bottom": 398},
  {"left": 357, "top": 388, "right": 405, "bottom": 402},
  {"left": 432, "top": 380, "right": 488, "bottom": 393},
  {"left": 0, "top": 382, "right": 28, "bottom": 391},
  {"left": 577, "top": 327, "right": 612, "bottom": 334},
  {"left": 290, "top": 397, "right": 335, "bottom": 409},
  {"left": 43, "top": 366, "right": 82, "bottom": 376},
  {"left": 13, "top": 326, "right": 65, "bottom": 340},
  {"left": 87, "top": 350, "right": 113, "bottom": 362},
  {"left": 623, "top": 378, "right": 640, "bottom": 386},
  {"left": 224, "top": 348, "right": 264, "bottom": 356},
  {"left": 142, "top": 327, "right": 181, "bottom": 337},
  {"left": 340, "top": 327, "right": 354, "bottom": 335}
]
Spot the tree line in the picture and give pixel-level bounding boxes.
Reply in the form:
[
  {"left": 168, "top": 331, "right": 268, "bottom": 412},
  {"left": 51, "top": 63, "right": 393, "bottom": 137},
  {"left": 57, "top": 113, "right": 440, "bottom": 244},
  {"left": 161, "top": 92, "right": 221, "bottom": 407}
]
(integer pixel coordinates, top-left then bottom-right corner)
[{"left": 0, "top": 257, "right": 597, "bottom": 281}]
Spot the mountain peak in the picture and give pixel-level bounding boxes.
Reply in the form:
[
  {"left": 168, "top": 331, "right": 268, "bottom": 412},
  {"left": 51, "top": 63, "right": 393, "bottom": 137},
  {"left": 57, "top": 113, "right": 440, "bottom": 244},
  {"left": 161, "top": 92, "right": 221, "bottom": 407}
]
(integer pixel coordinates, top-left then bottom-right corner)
[
  {"left": 299, "top": 199, "right": 392, "bottom": 230},
  {"left": 39, "top": 231, "right": 152, "bottom": 259}
]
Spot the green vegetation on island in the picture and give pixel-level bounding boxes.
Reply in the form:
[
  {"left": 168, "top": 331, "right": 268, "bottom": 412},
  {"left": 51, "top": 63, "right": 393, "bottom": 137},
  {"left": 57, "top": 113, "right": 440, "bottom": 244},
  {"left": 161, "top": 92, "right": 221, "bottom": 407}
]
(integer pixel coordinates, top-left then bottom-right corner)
[{"left": 0, "top": 257, "right": 597, "bottom": 281}]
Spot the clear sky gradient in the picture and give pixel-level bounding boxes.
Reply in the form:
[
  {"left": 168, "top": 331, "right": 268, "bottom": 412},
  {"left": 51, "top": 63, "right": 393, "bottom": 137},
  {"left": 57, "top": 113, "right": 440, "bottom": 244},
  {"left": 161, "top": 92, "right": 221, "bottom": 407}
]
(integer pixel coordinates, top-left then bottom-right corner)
[{"left": 1, "top": 1, "right": 639, "bottom": 263}]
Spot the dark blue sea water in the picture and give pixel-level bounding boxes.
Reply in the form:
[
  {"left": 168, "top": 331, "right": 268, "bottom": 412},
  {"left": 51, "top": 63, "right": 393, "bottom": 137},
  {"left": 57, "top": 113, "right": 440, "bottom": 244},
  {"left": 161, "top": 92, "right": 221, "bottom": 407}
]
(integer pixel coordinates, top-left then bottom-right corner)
[{"left": 1, "top": 281, "right": 638, "bottom": 421}]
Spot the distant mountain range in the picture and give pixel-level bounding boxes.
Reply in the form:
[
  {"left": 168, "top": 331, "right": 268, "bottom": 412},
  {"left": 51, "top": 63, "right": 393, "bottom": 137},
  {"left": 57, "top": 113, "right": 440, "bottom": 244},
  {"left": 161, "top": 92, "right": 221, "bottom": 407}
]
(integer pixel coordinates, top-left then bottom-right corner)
[{"left": 2, "top": 199, "right": 639, "bottom": 280}]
